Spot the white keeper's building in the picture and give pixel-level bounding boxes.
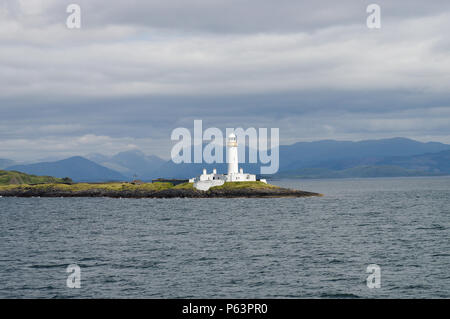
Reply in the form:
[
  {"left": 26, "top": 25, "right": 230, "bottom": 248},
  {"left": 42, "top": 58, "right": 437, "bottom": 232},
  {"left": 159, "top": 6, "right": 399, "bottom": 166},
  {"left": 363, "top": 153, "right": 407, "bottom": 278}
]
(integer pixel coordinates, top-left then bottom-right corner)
[{"left": 189, "top": 133, "right": 266, "bottom": 190}]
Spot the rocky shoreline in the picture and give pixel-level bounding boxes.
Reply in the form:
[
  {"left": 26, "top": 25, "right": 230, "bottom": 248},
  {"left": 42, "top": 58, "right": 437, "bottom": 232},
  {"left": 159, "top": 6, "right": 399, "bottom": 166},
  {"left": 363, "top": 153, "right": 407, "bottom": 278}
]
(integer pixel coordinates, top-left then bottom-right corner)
[{"left": 0, "top": 186, "right": 321, "bottom": 198}]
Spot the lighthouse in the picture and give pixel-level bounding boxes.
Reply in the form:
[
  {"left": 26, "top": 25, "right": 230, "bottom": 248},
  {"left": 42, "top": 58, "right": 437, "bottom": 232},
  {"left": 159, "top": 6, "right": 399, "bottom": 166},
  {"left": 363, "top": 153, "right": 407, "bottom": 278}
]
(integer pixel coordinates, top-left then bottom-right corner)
[
  {"left": 188, "top": 132, "right": 261, "bottom": 190},
  {"left": 227, "top": 133, "right": 239, "bottom": 175}
]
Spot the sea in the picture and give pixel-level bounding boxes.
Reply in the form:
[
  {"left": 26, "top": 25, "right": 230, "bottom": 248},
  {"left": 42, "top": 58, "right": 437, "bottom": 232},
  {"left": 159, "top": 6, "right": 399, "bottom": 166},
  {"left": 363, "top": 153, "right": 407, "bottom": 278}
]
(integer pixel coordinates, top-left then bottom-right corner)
[{"left": 0, "top": 177, "right": 449, "bottom": 298}]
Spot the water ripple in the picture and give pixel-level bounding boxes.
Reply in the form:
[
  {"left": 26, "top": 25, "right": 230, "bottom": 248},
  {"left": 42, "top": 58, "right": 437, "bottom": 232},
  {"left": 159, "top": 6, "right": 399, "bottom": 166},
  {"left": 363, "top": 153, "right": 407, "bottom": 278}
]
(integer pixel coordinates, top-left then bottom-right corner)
[{"left": 0, "top": 177, "right": 449, "bottom": 298}]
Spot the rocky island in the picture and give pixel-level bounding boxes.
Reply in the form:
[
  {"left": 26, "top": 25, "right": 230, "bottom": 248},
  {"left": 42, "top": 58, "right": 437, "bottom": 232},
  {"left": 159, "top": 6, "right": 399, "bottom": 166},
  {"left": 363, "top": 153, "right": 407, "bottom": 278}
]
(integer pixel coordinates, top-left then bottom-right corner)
[
  {"left": 0, "top": 170, "right": 321, "bottom": 198},
  {"left": 0, "top": 180, "right": 321, "bottom": 200},
  {"left": 0, "top": 181, "right": 321, "bottom": 198}
]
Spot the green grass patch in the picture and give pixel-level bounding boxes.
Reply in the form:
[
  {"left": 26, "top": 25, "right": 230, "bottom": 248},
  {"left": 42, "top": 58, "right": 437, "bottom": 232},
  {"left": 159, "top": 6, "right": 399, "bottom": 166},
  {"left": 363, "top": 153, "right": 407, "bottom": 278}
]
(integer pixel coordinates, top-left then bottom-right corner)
[
  {"left": 173, "top": 182, "right": 194, "bottom": 190},
  {"left": 209, "top": 181, "right": 279, "bottom": 190},
  {"left": 0, "top": 181, "right": 175, "bottom": 192},
  {"left": 0, "top": 181, "right": 281, "bottom": 193}
]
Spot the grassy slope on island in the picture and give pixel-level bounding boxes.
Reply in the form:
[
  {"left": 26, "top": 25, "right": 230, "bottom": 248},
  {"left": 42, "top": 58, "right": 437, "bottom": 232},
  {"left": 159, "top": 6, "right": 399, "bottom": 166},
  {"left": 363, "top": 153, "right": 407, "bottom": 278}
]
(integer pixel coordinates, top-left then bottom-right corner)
[
  {"left": 173, "top": 182, "right": 195, "bottom": 189},
  {"left": 0, "top": 170, "right": 70, "bottom": 185},
  {"left": 209, "top": 181, "right": 280, "bottom": 190},
  {"left": 0, "top": 181, "right": 279, "bottom": 192},
  {"left": 0, "top": 181, "right": 173, "bottom": 192},
  {"left": 0, "top": 181, "right": 320, "bottom": 198}
]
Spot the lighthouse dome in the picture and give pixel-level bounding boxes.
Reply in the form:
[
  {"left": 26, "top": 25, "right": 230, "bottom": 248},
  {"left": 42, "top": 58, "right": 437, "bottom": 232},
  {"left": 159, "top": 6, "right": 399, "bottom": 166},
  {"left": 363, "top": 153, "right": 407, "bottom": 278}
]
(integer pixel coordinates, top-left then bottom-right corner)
[{"left": 228, "top": 133, "right": 237, "bottom": 143}]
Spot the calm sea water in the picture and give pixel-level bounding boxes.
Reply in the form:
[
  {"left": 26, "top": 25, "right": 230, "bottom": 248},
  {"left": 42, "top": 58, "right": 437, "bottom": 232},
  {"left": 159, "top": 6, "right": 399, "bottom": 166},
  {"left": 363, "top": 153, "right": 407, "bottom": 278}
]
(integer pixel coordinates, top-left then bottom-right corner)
[{"left": 0, "top": 177, "right": 449, "bottom": 298}]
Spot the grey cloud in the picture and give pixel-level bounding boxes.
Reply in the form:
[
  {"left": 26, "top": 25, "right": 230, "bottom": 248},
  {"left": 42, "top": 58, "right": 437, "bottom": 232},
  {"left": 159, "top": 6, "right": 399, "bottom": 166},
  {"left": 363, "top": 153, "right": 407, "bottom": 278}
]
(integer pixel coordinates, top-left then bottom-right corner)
[
  {"left": 1, "top": 0, "right": 450, "bottom": 160},
  {"left": 35, "top": 0, "right": 450, "bottom": 34}
]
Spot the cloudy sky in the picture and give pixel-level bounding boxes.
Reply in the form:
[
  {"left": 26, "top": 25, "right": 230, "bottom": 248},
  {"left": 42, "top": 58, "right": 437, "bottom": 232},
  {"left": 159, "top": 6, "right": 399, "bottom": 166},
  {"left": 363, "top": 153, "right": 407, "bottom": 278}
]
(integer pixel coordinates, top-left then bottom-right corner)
[{"left": 1, "top": 0, "right": 450, "bottom": 161}]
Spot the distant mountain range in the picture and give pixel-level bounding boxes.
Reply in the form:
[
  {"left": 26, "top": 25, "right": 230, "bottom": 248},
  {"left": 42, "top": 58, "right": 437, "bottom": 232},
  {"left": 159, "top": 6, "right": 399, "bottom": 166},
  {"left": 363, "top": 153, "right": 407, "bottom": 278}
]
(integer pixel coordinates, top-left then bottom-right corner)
[
  {"left": 153, "top": 137, "right": 450, "bottom": 179},
  {"left": 274, "top": 138, "right": 450, "bottom": 178},
  {"left": 7, "top": 156, "right": 126, "bottom": 182},
  {"left": 3, "top": 138, "right": 450, "bottom": 181},
  {"left": 278, "top": 137, "right": 450, "bottom": 171},
  {"left": 85, "top": 150, "right": 166, "bottom": 179}
]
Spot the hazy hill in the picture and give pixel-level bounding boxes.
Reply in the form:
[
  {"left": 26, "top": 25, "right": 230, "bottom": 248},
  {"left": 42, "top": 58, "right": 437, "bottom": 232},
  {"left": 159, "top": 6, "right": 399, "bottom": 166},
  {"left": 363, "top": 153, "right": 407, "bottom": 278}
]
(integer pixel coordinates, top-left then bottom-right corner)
[
  {"left": 86, "top": 150, "right": 166, "bottom": 180},
  {"left": 275, "top": 149, "right": 450, "bottom": 179},
  {"left": 378, "top": 150, "right": 450, "bottom": 174},
  {"left": 6, "top": 156, "right": 126, "bottom": 182},
  {"left": 0, "top": 170, "right": 70, "bottom": 185},
  {"left": 0, "top": 159, "right": 15, "bottom": 169},
  {"left": 279, "top": 137, "right": 450, "bottom": 171},
  {"left": 275, "top": 166, "right": 441, "bottom": 179}
]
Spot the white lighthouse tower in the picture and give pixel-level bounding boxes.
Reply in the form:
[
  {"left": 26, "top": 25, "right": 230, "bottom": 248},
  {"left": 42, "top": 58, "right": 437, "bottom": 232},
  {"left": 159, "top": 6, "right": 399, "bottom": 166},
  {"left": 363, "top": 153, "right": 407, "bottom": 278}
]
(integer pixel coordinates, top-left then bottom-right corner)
[
  {"left": 227, "top": 133, "right": 239, "bottom": 175},
  {"left": 188, "top": 132, "right": 261, "bottom": 190}
]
